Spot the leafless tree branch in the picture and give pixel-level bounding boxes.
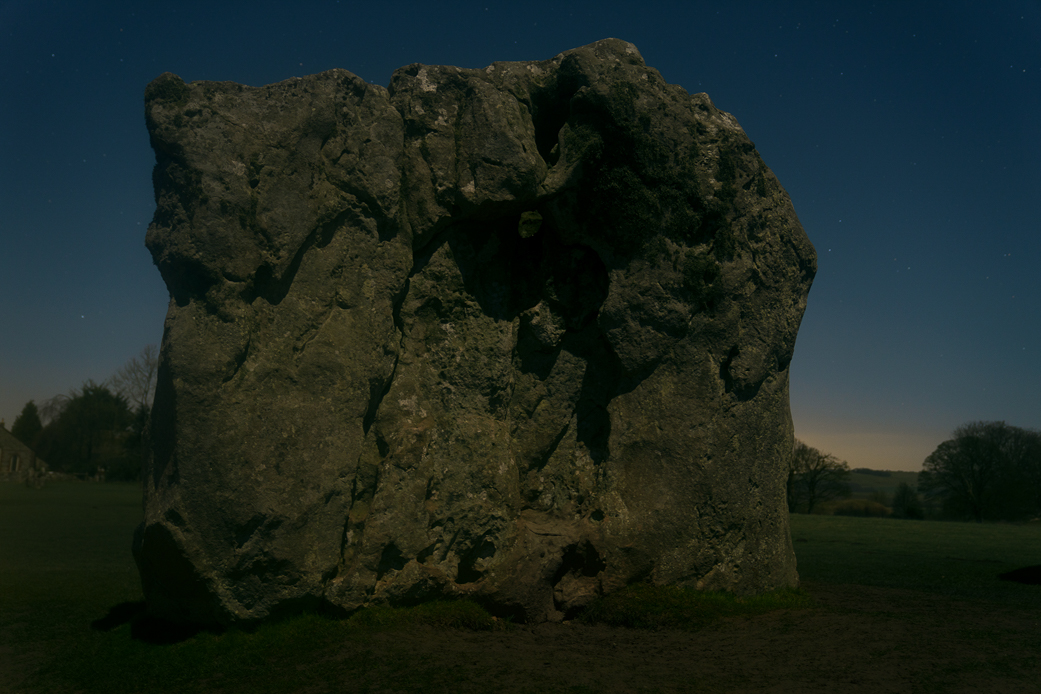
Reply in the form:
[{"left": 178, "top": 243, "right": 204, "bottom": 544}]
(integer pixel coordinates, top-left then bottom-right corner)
[{"left": 108, "top": 344, "right": 159, "bottom": 412}]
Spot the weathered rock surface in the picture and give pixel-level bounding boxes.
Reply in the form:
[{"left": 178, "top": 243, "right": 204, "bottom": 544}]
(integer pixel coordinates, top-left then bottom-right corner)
[{"left": 135, "top": 38, "right": 816, "bottom": 625}]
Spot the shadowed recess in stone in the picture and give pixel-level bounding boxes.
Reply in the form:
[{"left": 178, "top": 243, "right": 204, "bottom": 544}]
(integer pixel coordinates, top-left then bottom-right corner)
[{"left": 134, "top": 38, "right": 816, "bottom": 626}]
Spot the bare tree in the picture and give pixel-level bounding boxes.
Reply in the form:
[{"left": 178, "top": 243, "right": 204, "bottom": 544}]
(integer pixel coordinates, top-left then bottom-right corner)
[
  {"left": 38, "top": 394, "right": 70, "bottom": 425},
  {"left": 109, "top": 344, "right": 159, "bottom": 413},
  {"left": 788, "top": 440, "right": 851, "bottom": 513}
]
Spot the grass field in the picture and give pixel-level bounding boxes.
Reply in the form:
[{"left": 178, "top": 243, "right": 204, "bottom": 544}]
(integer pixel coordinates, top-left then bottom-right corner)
[
  {"left": 792, "top": 514, "right": 1041, "bottom": 607},
  {"left": 2, "top": 481, "right": 1040, "bottom": 693}
]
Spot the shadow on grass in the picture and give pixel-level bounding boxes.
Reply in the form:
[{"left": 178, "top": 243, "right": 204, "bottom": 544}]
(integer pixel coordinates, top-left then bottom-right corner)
[
  {"left": 579, "top": 584, "right": 812, "bottom": 631},
  {"left": 998, "top": 565, "right": 1041, "bottom": 585},
  {"left": 90, "top": 600, "right": 147, "bottom": 631},
  {"left": 91, "top": 601, "right": 223, "bottom": 645}
]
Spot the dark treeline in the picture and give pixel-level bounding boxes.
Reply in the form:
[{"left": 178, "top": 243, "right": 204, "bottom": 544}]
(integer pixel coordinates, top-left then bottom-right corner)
[
  {"left": 34, "top": 382, "right": 141, "bottom": 480},
  {"left": 10, "top": 346, "right": 157, "bottom": 482},
  {"left": 790, "top": 423, "right": 1041, "bottom": 523},
  {"left": 920, "top": 421, "right": 1041, "bottom": 522},
  {"left": 852, "top": 468, "right": 891, "bottom": 478}
]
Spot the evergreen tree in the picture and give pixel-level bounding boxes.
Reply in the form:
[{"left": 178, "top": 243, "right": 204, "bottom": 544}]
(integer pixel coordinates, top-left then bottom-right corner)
[
  {"left": 11, "top": 400, "right": 43, "bottom": 449},
  {"left": 35, "top": 381, "right": 132, "bottom": 476}
]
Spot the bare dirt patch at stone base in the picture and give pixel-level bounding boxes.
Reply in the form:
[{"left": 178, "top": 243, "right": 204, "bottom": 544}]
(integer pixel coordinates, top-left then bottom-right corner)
[{"left": 344, "top": 582, "right": 1041, "bottom": 694}]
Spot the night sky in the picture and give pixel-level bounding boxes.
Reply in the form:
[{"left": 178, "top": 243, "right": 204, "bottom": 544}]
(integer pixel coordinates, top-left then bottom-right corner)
[{"left": 2, "top": 1, "right": 1039, "bottom": 471}]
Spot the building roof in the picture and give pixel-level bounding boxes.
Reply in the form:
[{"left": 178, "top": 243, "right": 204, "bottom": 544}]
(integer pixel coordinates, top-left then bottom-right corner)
[{"left": 0, "top": 424, "right": 35, "bottom": 455}]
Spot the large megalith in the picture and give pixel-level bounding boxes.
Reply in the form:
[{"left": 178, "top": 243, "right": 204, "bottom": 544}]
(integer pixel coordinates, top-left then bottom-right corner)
[{"left": 134, "top": 38, "right": 816, "bottom": 625}]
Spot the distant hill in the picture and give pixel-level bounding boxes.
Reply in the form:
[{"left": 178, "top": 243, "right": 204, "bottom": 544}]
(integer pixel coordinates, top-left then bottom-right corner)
[{"left": 847, "top": 469, "right": 920, "bottom": 499}]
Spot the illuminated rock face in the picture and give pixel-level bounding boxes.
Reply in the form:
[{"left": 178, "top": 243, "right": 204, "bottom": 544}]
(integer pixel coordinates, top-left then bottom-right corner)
[{"left": 135, "top": 38, "right": 816, "bottom": 625}]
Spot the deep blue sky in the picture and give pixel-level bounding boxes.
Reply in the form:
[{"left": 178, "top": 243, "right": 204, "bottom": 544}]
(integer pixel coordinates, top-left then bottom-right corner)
[{"left": 2, "top": 1, "right": 1039, "bottom": 471}]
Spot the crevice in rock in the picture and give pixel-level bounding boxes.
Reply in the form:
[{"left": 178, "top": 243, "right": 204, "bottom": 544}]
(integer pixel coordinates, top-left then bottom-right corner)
[
  {"left": 575, "top": 396, "right": 610, "bottom": 465},
  {"left": 453, "top": 207, "right": 610, "bottom": 336},
  {"left": 245, "top": 207, "right": 351, "bottom": 306},
  {"left": 440, "top": 524, "right": 463, "bottom": 564},
  {"left": 552, "top": 541, "right": 608, "bottom": 618},
  {"left": 163, "top": 509, "right": 187, "bottom": 527},
  {"left": 571, "top": 327, "right": 618, "bottom": 465},
  {"left": 338, "top": 458, "right": 380, "bottom": 567},
  {"left": 455, "top": 536, "right": 497, "bottom": 585},
  {"left": 447, "top": 214, "right": 542, "bottom": 322},
  {"left": 226, "top": 556, "right": 297, "bottom": 593},
  {"left": 515, "top": 337, "right": 563, "bottom": 381},
  {"left": 408, "top": 221, "right": 455, "bottom": 279},
  {"left": 439, "top": 205, "right": 616, "bottom": 463},
  {"left": 719, "top": 345, "right": 765, "bottom": 402},
  {"left": 168, "top": 257, "right": 219, "bottom": 308},
  {"left": 526, "top": 54, "right": 593, "bottom": 168},
  {"left": 362, "top": 356, "right": 397, "bottom": 436},
  {"left": 221, "top": 335, "right": 251, "bottom": 384},
  {"left": 376, "top": 543, "right": 407, "bottom": 580},
  {"left": 529, "top": 85, "right": 572, "bottom": 167},
  {"left": 234, "top": 514, "right": 270, "bottom": 548},
  {"left": 362, "top": 255, "right": 410, "bottom": 436},
  {"left": 735, "top": 380, "right": 762, "bottom": 402},
  {"left": 720, "top": 345, "right": 738, "bottom": 393},
  {"left": 325, "top": 176, "right": 396, "bottom": 243},
  {"left": 530, "top": 421, "right": 571, "bottom": 473},
  {"left": 415, "top": 542, "right": 438, "bottom": 564},
  {"left": 552, "top": 540, "right": 606, "bottom": 585}
]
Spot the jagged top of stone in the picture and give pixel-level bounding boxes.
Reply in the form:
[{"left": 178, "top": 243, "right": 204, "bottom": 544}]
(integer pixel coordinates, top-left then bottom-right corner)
[
  {"left": 147, "top": 38, "right": 648, "bottom": 92},
  {"left": 144, "top": 37, "right": 811, "bottom": 303}
]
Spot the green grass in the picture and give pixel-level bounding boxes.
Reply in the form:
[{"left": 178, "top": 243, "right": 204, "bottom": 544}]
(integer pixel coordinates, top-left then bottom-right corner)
[
  {"left": 0, "top": 482, "right": 511, "bottom": 693},
  {"left": 341, "top": 597, "right": 507, "bottom": 631},
  {"left": 35, "top": 606, "right": 506, "bottom": 694},
  {"left": 4, "top": 482, "right": 1041, "bottom": 693},
  {"left": 790, "top": 513, "right": 1041, "bottom": 606},
  {"left": 579, "top": 583, "right": 811, "bottom": 630},
  {"left": 0, "top": 481, "right": 142, "bottom": 630},
  {"left": 0, "top": 481, "right": 144, "bottom": 693}
]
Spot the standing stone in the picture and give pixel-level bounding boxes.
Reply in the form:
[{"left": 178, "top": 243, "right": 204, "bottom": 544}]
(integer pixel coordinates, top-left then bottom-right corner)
[{"left": 135, "top": 38, "right": 816, "bottom": 625}]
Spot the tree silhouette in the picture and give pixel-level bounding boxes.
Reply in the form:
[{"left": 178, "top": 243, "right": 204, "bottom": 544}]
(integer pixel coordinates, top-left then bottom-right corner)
[
  {"left": 891, "top": 482, "right": 924, "bottom": 519},
  {"left": 109, "top": 344, "right": 159, "bottom": 413},
  {"left": 35, "top": 381, "right": 132, "bottom": 476},
  {"left": 11, "top": 400, "right": 43, "bottom": 449},
  {"left": 787, "top": 440, "right": 851, "bottom": 513},
  {"left": 920, "top": 421, "right": 1041, "bottom": 522}
]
